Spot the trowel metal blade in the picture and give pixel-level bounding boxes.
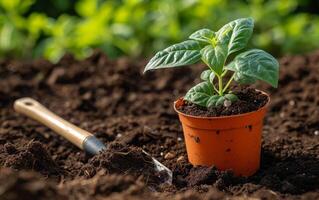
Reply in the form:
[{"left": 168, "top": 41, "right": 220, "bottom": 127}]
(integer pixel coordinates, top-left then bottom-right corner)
[{"left": 142, "top": 150, "right": 173, "bottom": 185}]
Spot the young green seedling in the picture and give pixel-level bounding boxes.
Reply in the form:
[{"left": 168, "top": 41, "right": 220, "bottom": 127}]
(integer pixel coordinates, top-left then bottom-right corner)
[{"left": 144, "top": 18, "right": 279, "bottom": 108}]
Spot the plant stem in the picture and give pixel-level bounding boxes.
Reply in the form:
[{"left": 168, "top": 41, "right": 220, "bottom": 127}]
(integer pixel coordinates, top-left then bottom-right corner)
[
  {"left": 222, "top": 73, "right": 235, "bottom": 93},
  {"left": 218, "top": 76, "right": 223, "bottom": 96},
  {"left": 205, "top": 66, "right": 219, "bottom": 94},
  {"left": 221, "top": 70, "right": 227, "bottom": 77},
  {"left": 212, "top": 83, "right": 219, "bottom": 94}
]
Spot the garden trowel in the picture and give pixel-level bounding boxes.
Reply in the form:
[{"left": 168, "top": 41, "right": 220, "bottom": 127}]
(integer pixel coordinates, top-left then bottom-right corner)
[{"left": 14, "top": 97, "right": 172, "bottom": 184}]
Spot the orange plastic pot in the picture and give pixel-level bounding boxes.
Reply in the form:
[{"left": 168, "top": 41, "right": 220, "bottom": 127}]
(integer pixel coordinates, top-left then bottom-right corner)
[{"left": 174, "top": 92, "right": 270, "bottom": 177}]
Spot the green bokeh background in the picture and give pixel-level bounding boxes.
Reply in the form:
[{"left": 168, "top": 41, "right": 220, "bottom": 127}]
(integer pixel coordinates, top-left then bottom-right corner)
[{"left": 1, "top": 0, "right": 319, "bottom": 62}]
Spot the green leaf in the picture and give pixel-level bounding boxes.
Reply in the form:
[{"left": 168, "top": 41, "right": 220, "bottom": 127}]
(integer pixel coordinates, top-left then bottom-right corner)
[
  {"left": 216, "top": 17, "right": 254, "bottom": 55},
  {"left": 200, "top": 70, "right": 215, "bottom": 83},
  {"left": 209, "top": 72, "right": 216, "bottom": 83},
  {"left": 207, "top": 95, "right": 220, "bottom": 107},
  {"left": 216, "top": 96, "right": 226, "bottom": 106},
  {"left": 189, "top": 29, "right": 215, "bottom": 44},
  {"left": 200, "top": 44, "right": 227, "bottom": 75},
  {"left": 144, "top": 40, "right": 202, "bottom": 72},
  {"left": 184, "top": 81, "right": 216, "bottom": 107},
  {"left": 200, "top": 70, "right": 211, "bottom": 81},
  {"left": 224, "top": 94, "right": 238, "bottom": 103},
  {"left": 233, "top": 71, "right": 257, "bottom": 84},
  {"left": 226, "top": 49, "right": 279, "bottom": 87}
]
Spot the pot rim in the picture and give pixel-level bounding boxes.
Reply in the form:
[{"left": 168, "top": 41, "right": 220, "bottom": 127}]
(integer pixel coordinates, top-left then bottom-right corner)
[{"left": 174, "top": 89, "right": 270, "bottom": 120}]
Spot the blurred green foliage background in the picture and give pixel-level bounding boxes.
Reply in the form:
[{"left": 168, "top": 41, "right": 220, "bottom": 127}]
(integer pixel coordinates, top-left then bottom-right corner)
[{"left": 1, "top": 0, "right": 319, "bottom": 62}]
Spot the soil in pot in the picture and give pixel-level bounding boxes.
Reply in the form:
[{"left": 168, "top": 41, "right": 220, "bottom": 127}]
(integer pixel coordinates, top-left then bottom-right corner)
[{"left": 177, "top": 86, "right": 269, "bottom": 117}]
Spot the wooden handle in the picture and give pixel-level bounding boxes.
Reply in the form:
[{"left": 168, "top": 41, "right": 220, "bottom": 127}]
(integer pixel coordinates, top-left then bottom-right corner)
[{"left": 14, "top": 97, "right": 92, "bottom": 149}]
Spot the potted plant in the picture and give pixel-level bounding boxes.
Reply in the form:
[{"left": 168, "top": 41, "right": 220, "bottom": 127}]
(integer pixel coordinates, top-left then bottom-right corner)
[{"left": 144, "top": 18, "right": 279, "bottom": 176}]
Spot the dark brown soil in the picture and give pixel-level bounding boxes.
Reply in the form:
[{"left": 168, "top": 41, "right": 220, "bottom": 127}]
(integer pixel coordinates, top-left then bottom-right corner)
[
  {"left": 177, "top": 87, "right": 269, "bottom": 117},
  {"left": 60, "top": 171, "right": 148, "bottom": 200},
  {"left": 186, "top": 166, "right": 238, "bottom": 189},
  {"left": 79, "top": 142, "right": 167, "bottom": 188},
  {"left": 0, "top": 50, "right": 319, "bottom": 199},
  {"left": 0, "top": 141, "right": 61, "bottom": 177},
  {"left": 0, "top": 168, "right": 65, "bottom": 200}
]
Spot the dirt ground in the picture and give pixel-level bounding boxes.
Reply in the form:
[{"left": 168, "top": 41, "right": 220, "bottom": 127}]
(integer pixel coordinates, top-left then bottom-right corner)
[{"left": 0, "top": 50, "right": 318, "bottom": 200}]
